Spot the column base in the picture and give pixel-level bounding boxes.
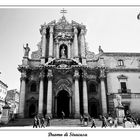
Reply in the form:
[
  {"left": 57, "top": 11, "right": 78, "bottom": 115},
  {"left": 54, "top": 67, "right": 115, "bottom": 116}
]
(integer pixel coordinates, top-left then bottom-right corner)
[
  {"left": 73, "top": 113, "right": 80, "bottom": 119},
  {"left": 48, "top": 57, "right": 53, "bottom": 61}
]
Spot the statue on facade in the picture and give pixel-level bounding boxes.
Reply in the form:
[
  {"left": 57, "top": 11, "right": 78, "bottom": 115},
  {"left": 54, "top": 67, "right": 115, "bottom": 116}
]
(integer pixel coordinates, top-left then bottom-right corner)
[
  {"left": 61, "top": 46, "right": 66, "bottom": 58},
  {"left": 99, "top": 45, "right": 104, "bottom": 54},
  {"left": 116, "top": 94, "right": 123, "bottom": 107},
  {"left": 23, "top": 43, "right": 30, "bottom": 57}
]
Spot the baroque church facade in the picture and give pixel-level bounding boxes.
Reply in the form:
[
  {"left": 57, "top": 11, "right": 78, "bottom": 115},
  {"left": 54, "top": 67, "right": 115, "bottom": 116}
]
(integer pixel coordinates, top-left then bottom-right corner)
[{"left": 18, "top": 14, "right": 140, "bottom": 118}]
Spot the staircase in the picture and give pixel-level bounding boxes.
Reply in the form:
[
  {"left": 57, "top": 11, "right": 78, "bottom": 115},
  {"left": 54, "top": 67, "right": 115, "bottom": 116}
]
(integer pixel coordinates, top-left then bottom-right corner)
[{"left": 4, "top": 118, "right": 102, "bottom": 127}]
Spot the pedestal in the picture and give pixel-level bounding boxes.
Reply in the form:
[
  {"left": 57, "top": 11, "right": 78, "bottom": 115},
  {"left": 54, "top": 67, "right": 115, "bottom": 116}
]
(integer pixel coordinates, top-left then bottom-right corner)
[
  {"left": 1, "top": 105, "right": 10, "bottom": 124},
  {"left": 116, "top": 106, "right": 125, "bottom": 124}
]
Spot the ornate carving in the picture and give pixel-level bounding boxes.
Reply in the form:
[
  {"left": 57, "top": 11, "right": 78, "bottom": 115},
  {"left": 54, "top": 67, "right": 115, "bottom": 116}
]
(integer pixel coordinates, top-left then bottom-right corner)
[{"left": 47, "top": 69, "right": 53, "bottom": 79}]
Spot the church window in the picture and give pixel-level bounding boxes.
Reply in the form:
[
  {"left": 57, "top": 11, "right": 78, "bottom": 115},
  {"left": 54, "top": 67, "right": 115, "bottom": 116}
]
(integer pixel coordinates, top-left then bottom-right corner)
[
  {"left": 120, "top": 82, "right": 127, "bottom": 93},
  {"left": 118, "top": 59, "right": 124, "bottom": 66},
  {"left": 89, "top": 83, "right": 96, "bottom": 93},
  {"left": 30, "top": 83, "right": 37, "bottom": 92}
]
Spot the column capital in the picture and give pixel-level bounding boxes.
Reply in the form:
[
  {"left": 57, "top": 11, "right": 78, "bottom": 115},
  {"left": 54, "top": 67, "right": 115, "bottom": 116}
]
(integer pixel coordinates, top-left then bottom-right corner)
[
  {"left": 74, "top": 70, "right": 80, "bottom": 79},
  {"left": 49, "top": 25, "right": 54, "bottom": 34},
  {"left": 99, "top": 67, "right": 106, "bottom": 79},
  {"left": 74, "top": 27, "right": 78, "bottom": 34},
  {"left": 20, "top": 72, "right": 27, "bottom": 81},
  {"left": 80, "top": 29, "right": 86, "bottom": 35},
  {"left": 82, "top": 71, "right": 87, "bottom": 80},
  {"left": 39, "top": 71, "right": 45, "bottom": 80},
  {"left": 47, "top": 69, "right": 53, "bottom": 80}
]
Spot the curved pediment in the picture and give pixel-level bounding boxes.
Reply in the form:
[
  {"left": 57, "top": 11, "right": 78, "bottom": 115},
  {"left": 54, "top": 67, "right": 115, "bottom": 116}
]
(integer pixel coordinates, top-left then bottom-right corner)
[{"left": 45, "top": 58, "right": 82, "bottom": 67}]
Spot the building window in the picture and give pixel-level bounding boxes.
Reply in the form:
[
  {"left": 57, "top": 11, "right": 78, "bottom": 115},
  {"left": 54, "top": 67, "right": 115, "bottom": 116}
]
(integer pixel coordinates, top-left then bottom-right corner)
[
  {"left": 118, "top": 59, "right": 124, "bottom": 66},
  {"left": 89, "top": 83, "right": 96, "bottom": 93},
  {"left": 121, "top": 82, "right": 127, "bottom": 93},
  {"left": 30, "top": 83, "right": 37, "bottom": 92}
]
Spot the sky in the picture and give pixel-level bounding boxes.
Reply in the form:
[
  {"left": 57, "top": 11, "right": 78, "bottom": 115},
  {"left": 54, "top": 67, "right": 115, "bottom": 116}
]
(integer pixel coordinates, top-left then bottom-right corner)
[{"left": 0, "top": 6, "right": 140, "bottom": 90}]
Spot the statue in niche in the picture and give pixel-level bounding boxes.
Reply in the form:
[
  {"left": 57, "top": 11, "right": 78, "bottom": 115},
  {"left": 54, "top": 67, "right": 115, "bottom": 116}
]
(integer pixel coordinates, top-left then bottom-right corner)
[
  {"left": 23, "top": 43, "right": 30, "bottom": 57},
  {"left": 61, "top": 46, "right": 66, "bottom": 58}
]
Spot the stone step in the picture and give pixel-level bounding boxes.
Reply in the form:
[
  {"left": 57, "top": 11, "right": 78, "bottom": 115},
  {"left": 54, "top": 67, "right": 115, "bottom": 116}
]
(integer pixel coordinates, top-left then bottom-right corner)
[{"left": 5, "top": 118, "right": 102, "bottom": 127}]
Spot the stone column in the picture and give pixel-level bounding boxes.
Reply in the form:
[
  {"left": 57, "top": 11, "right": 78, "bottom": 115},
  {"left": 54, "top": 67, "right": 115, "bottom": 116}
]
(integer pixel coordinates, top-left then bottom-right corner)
[
  {"left": 73, "top": 27, "right": 79, "bottom": 61},
  {"left": 80, "top": 29, "right": 86, "bottom": 65},
  {"left": 41, "top": 25, "right": 47, "bottom": 64},
  {"left": 82, "top": 72, "right": 88, "bottom": 115},
  {"left": 48, "top": 26, "right": 54, "bottom": 61},
  {"left": 100, "top": 68, "right": 107, "bottom": 115},
  {"left": 55, "top": 97, "right": 57, "bottom": 114},
  {"left": 47, "top": 69, "right": 53, "bottom": 117},
  {"left": 19, "top": 72, "right": 26, "bottom": 118},
  {"left": 38, "top": 71, "right": 45, "bottom": 115},
  {"left": 73, "top": 70, "right": 80, "bottom": 118}
]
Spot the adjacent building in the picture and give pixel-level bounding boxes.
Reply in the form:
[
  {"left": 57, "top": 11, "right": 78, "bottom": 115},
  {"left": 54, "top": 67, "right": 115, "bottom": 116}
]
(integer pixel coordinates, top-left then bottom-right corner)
[
  {"left": 18, "top": 14, "right": 140, "bottom": 119},
  {"left": 0, "top": 80, "right": 8, "bottom": 112},
  {"left": 6, "top": 89, "right": 20, "bottom": 115}
]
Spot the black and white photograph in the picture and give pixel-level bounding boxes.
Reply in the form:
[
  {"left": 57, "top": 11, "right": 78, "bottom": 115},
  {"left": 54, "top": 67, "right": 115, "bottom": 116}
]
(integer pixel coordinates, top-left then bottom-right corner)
[{"left": 0, "top": 6, "right": 140, "bottom": 139}]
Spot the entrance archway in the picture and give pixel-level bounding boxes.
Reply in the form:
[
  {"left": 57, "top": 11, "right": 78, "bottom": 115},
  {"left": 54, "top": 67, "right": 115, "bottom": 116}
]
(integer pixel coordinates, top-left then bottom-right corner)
[
  {"left": 29, "top": 103, "right": 36, "bottom": 118},
  {"left": 88, "top": 98, "right": 100, "bottom": 118},
  {"left": 57, "top": 90, "right": 69, "bottom": 118}
]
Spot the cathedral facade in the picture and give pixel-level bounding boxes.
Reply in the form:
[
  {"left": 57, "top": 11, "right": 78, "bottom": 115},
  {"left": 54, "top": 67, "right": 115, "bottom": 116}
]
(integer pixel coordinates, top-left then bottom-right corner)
[{"left": 18, "top": 15, "right": 140, "bottom": 119}]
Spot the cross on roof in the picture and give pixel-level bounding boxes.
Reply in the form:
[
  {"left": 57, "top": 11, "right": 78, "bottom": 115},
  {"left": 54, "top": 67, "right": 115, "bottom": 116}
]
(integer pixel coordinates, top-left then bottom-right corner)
[{"left": 60, "top": 8, "right": 67, "bottom": 17}]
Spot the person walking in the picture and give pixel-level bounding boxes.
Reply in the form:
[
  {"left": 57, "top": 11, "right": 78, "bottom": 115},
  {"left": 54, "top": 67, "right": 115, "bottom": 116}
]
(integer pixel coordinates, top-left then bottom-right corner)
[
  {"left": 33, "top": 115, "right": 38, "bottom": 128},
  {"left": 91, "top": 118, "right": 96, "bottom": 128},
  {"left": 46, "top": 115, "right": 51, "bottom": 126},
  {"left": 37, "top": 115, "right": 41, "bottom": 128},
  {"left": 41, "top": 116, "right": 45, "bottom": 128},
  {"left": 80, "top": 115, "right": 84, "bottom": 125},
  {"left": 102, "top": 115, "right": 108, "bottom": 128}
]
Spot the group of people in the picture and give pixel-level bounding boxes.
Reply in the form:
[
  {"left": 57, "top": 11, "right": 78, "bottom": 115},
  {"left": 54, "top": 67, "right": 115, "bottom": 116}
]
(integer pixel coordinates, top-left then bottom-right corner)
[
  {"left": 33, "top": 115, "right": 51, "bottom": 128},
  {"left": 80, "top": 111, "right": 140, "bottom": 128}
]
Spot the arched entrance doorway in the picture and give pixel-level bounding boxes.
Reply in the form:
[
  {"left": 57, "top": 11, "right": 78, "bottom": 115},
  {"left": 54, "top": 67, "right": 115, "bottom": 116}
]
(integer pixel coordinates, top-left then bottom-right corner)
[
  {"left": 29, "top": 103, "right": 36, "bottom": 118},
  {"left": 88, "top": 98, "right": 100, "bottom": 118},
  {"left": 57, "top": 90, "right": 69, "bottom": 118}
]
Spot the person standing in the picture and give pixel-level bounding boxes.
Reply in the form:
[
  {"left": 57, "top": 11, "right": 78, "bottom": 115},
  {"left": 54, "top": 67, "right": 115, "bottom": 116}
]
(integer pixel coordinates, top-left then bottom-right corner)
[{"left": 61, "top": 111, "right": 65, "bottom": 120}]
